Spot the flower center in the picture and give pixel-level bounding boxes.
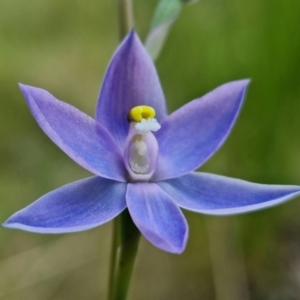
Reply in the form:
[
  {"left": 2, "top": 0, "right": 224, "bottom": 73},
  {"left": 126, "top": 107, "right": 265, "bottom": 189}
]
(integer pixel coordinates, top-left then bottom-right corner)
[
  {"left": 129, "top": 134, "right": 150, "bottom": 174},
  {"left": 124, "top": 106, "right": 160, "bottom": 181}
]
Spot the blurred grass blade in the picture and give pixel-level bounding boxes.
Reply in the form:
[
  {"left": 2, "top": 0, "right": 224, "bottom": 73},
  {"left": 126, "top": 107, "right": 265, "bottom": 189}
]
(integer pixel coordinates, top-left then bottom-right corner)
[
  {"left": 145, "top": 0, "right": 181, "bottom": 60},
  {"left": 145, "top": 0, "right": 198, "bottom": 60}
]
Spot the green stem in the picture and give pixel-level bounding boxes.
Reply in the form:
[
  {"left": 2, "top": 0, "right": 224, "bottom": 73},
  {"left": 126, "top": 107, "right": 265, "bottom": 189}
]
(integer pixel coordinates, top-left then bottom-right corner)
[
  {"left": 108, "top": 4, "right": 137, "bottom": 299},
  {"left": 108, "top": 210, "right": 140, "bottom": 300},
  {"left": 117, "top": 0, "right": 134, "bottom": 39}
]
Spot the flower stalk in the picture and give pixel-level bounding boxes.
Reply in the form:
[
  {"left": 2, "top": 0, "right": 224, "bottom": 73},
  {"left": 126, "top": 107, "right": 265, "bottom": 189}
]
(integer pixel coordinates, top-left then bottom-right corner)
[
  {"left": 117, "top": 0, "right": 134, "bottom": 40},
  {"left": 108, "top": 210, "right": 140, "bottom": 300},
  {"left": 108, "top": 1, "right": 139, "bottom": 300}
]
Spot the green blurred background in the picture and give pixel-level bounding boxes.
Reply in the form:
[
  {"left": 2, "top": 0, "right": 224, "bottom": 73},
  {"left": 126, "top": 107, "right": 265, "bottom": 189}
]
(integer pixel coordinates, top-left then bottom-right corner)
[{"left": 1, "top": 0, "right": 300, "bottom": 299}]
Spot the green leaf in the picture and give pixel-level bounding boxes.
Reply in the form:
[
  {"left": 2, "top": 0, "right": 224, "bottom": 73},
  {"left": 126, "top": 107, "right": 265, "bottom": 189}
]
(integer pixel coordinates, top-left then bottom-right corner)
[{"left": 145, "top": 0, "right": 198, "bottom": 60}]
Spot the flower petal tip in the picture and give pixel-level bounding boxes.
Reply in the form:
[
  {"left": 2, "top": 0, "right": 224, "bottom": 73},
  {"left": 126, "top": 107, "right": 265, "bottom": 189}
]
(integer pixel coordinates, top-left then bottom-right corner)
[
  {"left": 2, "top": 220, "right": 32, "bottom": 233},
  {"left": 19, "top": 82, "right": 33, "bottom": 92},
  {"left": 129, "top": 27, "right": 136, "bottom": 35},
  {"left": 241, "top": 78, "right": 251, "bottom": 87},
  {"left": 142, "top": 226, "right": 188, "bottom": 254},
  {"left": 18, "top": 83, "right": 29, "bottom": 95},
  {"left": 171, "top": 232, "right": 188, "bottom": 255},
  {"left": 230, "top": 78, "right": 251, "bottom": 91},
  {"left": 123, "top": 28, "right": 142, "bottom": 49},
  {"left": 237, "top": 79, "right": 251, "bottom": 95},
  {"left": 1, "top": 219, "right": 33, "bottom": 232},
  {"left": 163, "top": 244, "right": 186, "bottom": 255},
  {"left": 18, "top": 83, "right": 40, "bottom": 103},
  {"left": 2, "top": 220, "right": 12, "bottom": 229}
]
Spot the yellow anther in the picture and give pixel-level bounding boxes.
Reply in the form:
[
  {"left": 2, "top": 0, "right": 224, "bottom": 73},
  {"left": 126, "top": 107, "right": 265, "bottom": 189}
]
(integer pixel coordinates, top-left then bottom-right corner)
[{"left": 128, "top": 106, "right": 156, "bottom": 122}]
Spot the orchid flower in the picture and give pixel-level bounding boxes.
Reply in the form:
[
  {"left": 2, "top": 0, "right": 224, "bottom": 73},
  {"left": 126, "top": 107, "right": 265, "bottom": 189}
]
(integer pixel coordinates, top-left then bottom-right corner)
[{"left": 3, "top": 31, "right": 300, "bottom": 254}]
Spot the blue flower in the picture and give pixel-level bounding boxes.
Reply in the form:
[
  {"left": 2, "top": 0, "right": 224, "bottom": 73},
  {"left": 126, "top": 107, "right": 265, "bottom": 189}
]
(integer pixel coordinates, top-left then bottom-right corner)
[{"left": 3, "top": 31, "right": 300, "bottom": 254}]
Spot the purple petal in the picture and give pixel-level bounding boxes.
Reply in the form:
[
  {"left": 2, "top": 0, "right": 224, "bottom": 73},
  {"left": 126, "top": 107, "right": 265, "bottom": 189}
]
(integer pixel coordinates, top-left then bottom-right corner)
[
  {"left": 153, "top": 80, "right": 250, "bottom": 180},
  {"left": 96, "top": 31, "right": 167, "bottom": 148},
  {"left": 126, "top": 183, "right": 188, "bottom": 254},
  {"left": 3, "top": 177, "right": 127, "bottom": 233},
  {"left": 158, "top": 172, "right": 300, "bottom": 215},
  {"left": 20, "top": 84, "right": 126, "bottom": 181}
]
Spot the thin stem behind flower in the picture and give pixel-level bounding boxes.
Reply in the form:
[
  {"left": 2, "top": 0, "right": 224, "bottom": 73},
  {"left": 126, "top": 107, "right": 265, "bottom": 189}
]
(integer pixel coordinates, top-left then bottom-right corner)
[
  {"left": 107, "top": 2, "right": 138, "bottom": 300},
  {"left": 117, "top": 0, "right": 134, "bottom": 40}
]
